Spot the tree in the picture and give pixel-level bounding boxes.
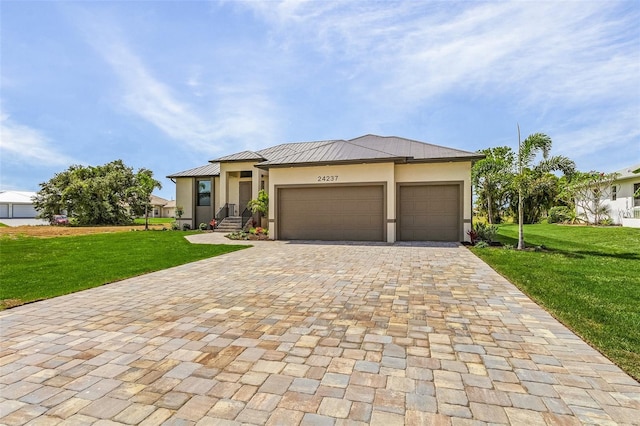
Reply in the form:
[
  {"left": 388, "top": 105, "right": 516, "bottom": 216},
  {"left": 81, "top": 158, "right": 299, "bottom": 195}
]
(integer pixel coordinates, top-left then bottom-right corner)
[
  {"left": 514, "top": 126, "right": 575, "bottom": 249},
  {"left": 562, "top": 171, "right": 618, "bottom": 224},
  {"left": 472, "top": 146, "right": 514, "bottom": 224},
  {"left": 127, "top": 168, "right": 163, "bottom": 230},
  {"left": 34, "top": 160, "right": 161, "bottom": 226}
]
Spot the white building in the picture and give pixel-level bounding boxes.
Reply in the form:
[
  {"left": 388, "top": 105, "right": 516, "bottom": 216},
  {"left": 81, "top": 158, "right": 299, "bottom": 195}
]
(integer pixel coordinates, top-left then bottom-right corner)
[
  {"left": 0, "top": 191, "right": 38, "bottom": 218},
  {"left": 609, "top": 164, "right": 640, "bottom": 227}
]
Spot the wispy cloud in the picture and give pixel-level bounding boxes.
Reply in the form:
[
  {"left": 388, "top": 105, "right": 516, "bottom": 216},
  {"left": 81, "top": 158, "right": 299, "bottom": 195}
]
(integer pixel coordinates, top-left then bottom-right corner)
[
  {"left": 0, "top": 111, "right": 77, "bottom": 167},
  {"left": 241, "top": 0, "right": 639, "bottom": 162},
  {"left": 70, "top": 8, "right": 280, "bottom": 155}
]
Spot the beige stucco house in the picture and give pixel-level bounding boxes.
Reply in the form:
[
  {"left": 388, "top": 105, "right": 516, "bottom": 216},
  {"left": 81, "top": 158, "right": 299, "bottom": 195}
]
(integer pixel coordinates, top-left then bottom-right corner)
[{"left": 168, "top": 135, "right": 483, "bottom": 242}]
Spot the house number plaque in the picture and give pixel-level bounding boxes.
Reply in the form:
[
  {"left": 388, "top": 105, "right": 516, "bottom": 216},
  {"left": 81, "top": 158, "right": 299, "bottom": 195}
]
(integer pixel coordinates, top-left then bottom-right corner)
[{"left": 317, "top": 175, "right": 339, "bottom": 182}]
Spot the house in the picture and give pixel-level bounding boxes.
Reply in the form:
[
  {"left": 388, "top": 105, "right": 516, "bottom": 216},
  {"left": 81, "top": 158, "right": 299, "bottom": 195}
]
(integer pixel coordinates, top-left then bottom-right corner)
[
  {"left": 167, "top": 134, "right": 484, "bottom": 242},
  {"left": 162, "top": 199, "right": 176, "bottom": 218},
  {"left": 149, "top": 195, "right": 171, "bottom": 218},
  {"left": 0, "top": 191, "right": 38, "bottom": 218},
  {"left": 607, "top": 164, "right": 640, "bottom": 227}
]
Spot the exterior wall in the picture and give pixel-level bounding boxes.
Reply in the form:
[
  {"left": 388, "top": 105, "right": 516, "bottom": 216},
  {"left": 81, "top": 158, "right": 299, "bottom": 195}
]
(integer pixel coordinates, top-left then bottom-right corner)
[
  {"left": 269, "top": 163, "right": 396, "bottom": 242},
  {"left": 606, "top": 178, "right": 640, "bottom": 224},
  {"left": 395, "top": 161, "right": 473, "bottom": 241},
  {"left": 175, "top": 178, "right": 194, "bottom": 227},
  {"left": 576, "top": 177, "right": 640, "bottom": 225},
  {"left": 219, "top": 161, "right": 263, "bottom": 216}
]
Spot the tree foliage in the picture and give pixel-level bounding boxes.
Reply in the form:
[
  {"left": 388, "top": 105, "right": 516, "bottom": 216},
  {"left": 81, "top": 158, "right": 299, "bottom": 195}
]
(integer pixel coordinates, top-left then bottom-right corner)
[
  {"left": 34, "top": 160, "right": 162, "bottom": 226},
  {"left": 512, "top": 129, "right": 575, "bottom": 249},
  {"left": 472, "top": 146, "right": 514, "bottom": 224}
]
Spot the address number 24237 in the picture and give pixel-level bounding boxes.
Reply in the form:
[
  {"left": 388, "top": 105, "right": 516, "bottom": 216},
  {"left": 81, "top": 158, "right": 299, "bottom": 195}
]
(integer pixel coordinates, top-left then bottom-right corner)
[{"left": 317, "top": 175, "right": 338, "bottom": 182}]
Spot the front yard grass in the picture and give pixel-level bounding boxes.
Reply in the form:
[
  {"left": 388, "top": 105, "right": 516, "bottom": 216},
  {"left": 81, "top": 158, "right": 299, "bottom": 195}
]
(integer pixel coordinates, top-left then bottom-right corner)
[
  {"left": 133, "top": 217, "right": 175, "bottom": 225},
  {"left": 471, "top": 224, "right": 640, "bottom": 381},
  {"left": 0, "top": 231, "right": 247, "bottom": 309}
]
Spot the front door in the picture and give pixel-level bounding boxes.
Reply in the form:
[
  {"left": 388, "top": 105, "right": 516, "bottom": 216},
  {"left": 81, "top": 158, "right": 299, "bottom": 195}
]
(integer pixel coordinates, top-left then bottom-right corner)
[{"left": 239, "top": 181, "right": 252, "bottom": 216}]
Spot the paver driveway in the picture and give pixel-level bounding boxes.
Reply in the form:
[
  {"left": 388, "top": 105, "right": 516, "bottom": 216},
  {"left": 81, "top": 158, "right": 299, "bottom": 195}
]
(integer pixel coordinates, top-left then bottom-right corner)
[{"left": 1, "top": 240, "right": 639, "bottom": 425}]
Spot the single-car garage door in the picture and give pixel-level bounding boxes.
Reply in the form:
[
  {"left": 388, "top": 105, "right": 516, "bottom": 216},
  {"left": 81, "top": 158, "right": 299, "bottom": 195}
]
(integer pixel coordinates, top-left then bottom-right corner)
[
  {"left": 0, "top": 204, "right": 8, "bottom": 218},
  {"left": 279, "top": 185, "right": 384, "bottom": 241},
  {"left": 399, "top": 184, "right": 460, "bottom": 241}
]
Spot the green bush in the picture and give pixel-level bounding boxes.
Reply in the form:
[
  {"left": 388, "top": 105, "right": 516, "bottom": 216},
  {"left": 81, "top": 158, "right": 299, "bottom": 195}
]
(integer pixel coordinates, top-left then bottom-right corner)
[
  {"left": 473, "top": 222, "right": 498, "bottom": 244},
  {"left": 182, "top": 223, "right": 191, "bottom": 231},
  {"left": 548, "top": 206, "right": 571, "bottom": 224},
  {"left": 171, "top": 222, "right": 180, "bottom": 230},
  {"left": 198, "top": 222, "right": 208, "bottom": 231}
]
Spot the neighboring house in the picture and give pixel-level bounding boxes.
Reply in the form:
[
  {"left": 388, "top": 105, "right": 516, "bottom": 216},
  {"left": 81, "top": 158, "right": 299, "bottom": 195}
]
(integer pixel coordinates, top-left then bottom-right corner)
[
  {"left": 0, "top": 191, "right": 38, "bottom": 218},
  {"left": 608, "top": 164, "right": 640, "bottom": 227},
  {"left": 148, "top": 195, "right": 170, "bottom": 218},
  {"left": 168, "top": 134, "right": 484, "bottom": 242},
  {"left": 162, "top": 199, "right": 176, "bottom": 218}
]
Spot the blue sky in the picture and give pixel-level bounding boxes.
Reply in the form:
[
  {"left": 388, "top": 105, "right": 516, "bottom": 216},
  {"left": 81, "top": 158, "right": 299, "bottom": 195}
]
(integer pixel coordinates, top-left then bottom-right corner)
[{"left": 2, "top": 1, "right": 639, "bottom": 200}]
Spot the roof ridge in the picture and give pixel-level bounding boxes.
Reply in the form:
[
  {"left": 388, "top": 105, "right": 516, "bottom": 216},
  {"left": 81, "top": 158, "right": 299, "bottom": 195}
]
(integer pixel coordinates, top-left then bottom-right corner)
[
  {"left": 345, "top": 136, "right": 405, "bottom": 158},
  {"left": 349, "top": 134, "right": 479, "bottom": 155}
]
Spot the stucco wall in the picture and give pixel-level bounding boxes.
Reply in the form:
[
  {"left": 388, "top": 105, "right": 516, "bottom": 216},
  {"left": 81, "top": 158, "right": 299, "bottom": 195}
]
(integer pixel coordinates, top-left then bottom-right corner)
[{"left": 175, "top": 178, "right": 193, "bottom": 226}]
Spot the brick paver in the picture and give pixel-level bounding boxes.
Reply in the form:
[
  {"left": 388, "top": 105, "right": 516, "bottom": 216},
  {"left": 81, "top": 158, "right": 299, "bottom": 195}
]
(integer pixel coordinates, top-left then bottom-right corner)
[{"left": 1, "top": 238, "right": 639, "bottom": 424}]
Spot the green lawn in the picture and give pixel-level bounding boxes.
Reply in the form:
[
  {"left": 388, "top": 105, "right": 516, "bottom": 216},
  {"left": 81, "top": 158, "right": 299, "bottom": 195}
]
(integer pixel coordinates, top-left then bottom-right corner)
[
  {"left": 133, "top": 217, "right": 175, "bottom": 224},
  {"left": 0, "top": 231, "right": 247, "bottom": 309},
  {"left": 471, "top": 224, "right": 640, "bottom": 380}
]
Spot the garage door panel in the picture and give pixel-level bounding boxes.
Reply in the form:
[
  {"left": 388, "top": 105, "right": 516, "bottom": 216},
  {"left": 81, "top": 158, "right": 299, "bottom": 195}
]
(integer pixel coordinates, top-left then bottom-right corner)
[
  {"left": 279, "top": 186, "right": 384, "bottom": 241},
  {"left": 399, "top": 185, "right": 460, "bottom": 242}
]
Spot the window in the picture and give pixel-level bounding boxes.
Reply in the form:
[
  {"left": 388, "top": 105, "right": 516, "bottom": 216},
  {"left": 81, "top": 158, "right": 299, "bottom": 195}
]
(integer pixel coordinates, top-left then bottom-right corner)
[
  {"left": 634, "top": 183, "right": 640, "bottom": 207},
  {"left": 197, "top": 180, "right": 211, "bottom": 206},
  {"left": 240, "top": 171, "right": 253, "bottom": 178},
  {"left": 612, "top": 185, "right": 617, "bottom": 201}
]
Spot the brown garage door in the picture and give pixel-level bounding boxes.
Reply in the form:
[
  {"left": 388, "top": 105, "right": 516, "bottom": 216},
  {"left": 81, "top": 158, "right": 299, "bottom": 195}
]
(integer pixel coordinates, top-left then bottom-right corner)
[
  {"left": 278, "top": 186, "right": 384, "bottom": 241},
  {"left": 399, "top": 184, "right": 460, "bottom": 241}
]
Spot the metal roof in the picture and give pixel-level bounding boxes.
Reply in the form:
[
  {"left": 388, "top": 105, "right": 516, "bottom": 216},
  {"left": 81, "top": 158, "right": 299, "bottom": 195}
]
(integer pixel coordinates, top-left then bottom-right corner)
[
  {"left": 212, "top": 150, "right": 265, "bottom": 162},
  {"left": 167, "top": 163, "right": 220, "bottom": 178},
  {"left": 169, "top": 134, "right": 483, "bottom": 176},
  {"left": 257, "top": 134, "right": 483, "bottom": 168}
]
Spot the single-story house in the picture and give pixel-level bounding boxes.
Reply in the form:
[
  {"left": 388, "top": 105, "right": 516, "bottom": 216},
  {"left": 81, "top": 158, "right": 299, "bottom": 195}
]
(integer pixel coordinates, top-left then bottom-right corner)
[
  {"left": 597, "top": 164, "right": 639, "bottom": 227},
  {"left": 0, "top": 191, "right": 38, "bottom": 218},
  {"left": 162, "top": 199, "right": 176, "bottom": 218},
  {"left": 168, "top": 134, "right": 484, "bottom": 242},
  {"left": 149, "top": 195, "right": 171, "bottom": 218}
]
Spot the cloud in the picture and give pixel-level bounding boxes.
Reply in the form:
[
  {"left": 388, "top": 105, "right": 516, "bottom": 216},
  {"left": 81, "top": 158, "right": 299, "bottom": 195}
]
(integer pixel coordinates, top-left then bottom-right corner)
[
  {"left": 240, "top": 0, "right": 639, "bottom": 162},
  {"left": 0, "top": 112, "right": 77, "bottom": 167},
  {"left": 69, "top": 8, "right": 280, "bottom": 156}
]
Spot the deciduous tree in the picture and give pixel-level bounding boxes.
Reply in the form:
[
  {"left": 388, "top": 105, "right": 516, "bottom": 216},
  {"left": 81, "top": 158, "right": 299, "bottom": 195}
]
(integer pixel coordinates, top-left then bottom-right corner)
[{"left": 34, "top": 160, "right": 161, "bottom": 226}]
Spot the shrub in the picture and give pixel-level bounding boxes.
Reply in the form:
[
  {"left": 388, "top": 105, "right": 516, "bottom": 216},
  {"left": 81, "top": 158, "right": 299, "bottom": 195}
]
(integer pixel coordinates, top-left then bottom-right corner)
[
  {"left": 182, "top": 223, "right": 191, "bottom": 231},
  {"left": 599, "top": 218, "right": 614, "bottom": 226},
  {"left": 198, "top": 222, "right": 208, "bottom": 231},
  {"left": 548, "top": 206, "right": 571, "bottom": 224},
  {"left": 475, "top": 241, "right": 489, "bottom": 248},
  {"left": 473, "top": 222, "right": 498, "bottom": 244},
  {"left": 171, "top": 222, "right": 180, "bottom": 230}
]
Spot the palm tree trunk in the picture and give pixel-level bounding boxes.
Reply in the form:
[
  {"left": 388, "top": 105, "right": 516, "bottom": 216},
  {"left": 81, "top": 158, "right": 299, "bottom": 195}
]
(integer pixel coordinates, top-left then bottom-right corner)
[
  {"left": 487, "top": 192, "right": 493, "bottom": 225},
  {"left": 518, "top": 189, "right": 525, "bottom": 250}
]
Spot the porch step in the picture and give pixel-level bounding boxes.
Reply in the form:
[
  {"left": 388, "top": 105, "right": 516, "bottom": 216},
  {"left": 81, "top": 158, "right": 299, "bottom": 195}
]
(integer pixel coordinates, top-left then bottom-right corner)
[{"left": 214, "top": 216, "right": 243, "bottom": 232}]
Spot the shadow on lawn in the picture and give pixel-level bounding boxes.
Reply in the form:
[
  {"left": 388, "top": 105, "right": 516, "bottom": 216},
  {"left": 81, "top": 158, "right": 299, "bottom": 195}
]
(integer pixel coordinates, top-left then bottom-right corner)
[{"left": 495, "top": 235, "right": 640, "bottom": 261}]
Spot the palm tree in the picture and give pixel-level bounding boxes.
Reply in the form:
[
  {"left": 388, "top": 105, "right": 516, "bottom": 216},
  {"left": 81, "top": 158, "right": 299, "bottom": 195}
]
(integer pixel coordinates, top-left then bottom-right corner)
[
  {"left": 472, "top": 146, "right": 514, "bottom": 224},
  {"left": 515, "top": 126, "right": 575, "bottom": 249}
]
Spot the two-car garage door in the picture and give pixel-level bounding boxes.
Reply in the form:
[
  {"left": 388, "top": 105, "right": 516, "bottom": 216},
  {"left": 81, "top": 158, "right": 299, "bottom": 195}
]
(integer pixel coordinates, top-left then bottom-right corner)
[
  {"left": 277, "top": 183, "right": 461, "bottom": 242},
  {"left": 278, "top": 185, "right": 384, "bottom": 241}
]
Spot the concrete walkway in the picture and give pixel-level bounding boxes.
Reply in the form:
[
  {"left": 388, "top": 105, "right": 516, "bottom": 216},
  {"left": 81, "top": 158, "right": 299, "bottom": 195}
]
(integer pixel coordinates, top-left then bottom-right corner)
[{"left": 1, "top": 241, "right": 639, "bottom": 425}]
